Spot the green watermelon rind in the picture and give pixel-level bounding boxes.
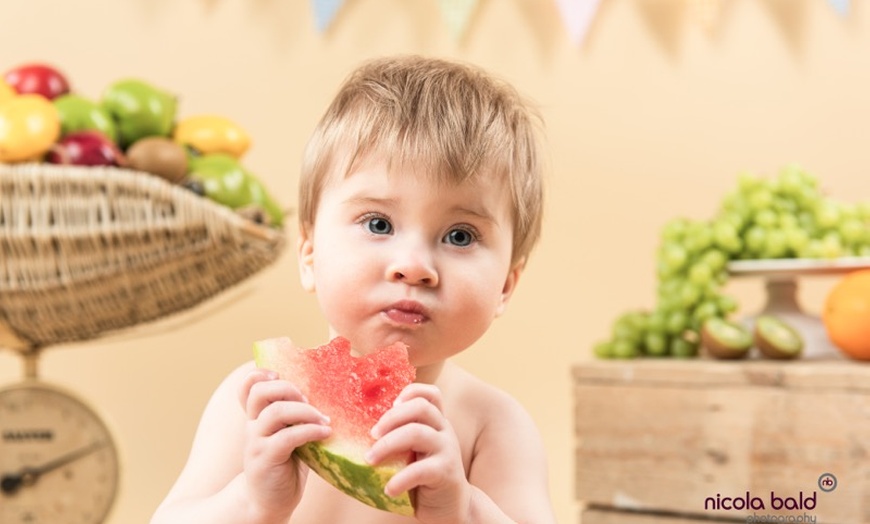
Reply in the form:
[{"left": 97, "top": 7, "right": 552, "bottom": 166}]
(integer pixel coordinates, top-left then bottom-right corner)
[{"left": 295, "top": 442, "right": 414, "bottom": 516}]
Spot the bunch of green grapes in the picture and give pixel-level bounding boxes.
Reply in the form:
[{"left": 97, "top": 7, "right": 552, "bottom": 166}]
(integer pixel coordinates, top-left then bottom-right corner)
[{"left": 595, "top": 165, "right": 870, "bottom": 359}]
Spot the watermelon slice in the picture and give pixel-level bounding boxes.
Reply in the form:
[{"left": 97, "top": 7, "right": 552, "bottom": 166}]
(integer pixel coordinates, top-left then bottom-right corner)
[{"left": 253, "top": 336, "right": 416, "bottom": 515}]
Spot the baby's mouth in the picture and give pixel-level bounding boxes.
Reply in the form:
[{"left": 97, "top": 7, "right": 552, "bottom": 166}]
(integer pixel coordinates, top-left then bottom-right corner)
[{"left": 383, "top": 300, "right": 429, "bottom": 326}]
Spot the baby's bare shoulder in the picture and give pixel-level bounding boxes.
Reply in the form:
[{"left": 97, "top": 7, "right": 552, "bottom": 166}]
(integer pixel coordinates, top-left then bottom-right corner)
[
  {"left": 440, "top": 363, "right": 536, "bottom": 435},
  {"left": 439, "top": 364, "right": 554, "bottom": 520}
]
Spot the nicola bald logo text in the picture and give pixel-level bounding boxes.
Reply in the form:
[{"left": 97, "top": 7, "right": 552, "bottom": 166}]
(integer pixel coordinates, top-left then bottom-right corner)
[
  {"left": 704, "top": 491, "right": 817, "bottom": 512},
  {"left": 703, "top": 474, "right": 836, "bottom": 524}
]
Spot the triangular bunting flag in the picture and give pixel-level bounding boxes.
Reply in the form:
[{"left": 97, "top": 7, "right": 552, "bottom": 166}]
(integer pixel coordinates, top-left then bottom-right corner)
[
  {"left": 311, "top": 0, "right": 345, "bottom": 32},
  {"left": 828, "top": 0, "right": 850, "bottom": 16},
  {"left": 555, "top": 0, "right": 602, "bottom": 46},
  {"left": 439, "top": 0, "right": 480, "bottom": 41},
  {"left": 759, "top": 0, "right": 805, "bottom": 53}
]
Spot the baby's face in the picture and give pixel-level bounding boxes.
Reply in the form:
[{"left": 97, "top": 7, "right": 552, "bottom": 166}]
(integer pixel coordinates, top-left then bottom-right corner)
[{"left": 297, "top": 156, "right": 521, "bottom": 367}]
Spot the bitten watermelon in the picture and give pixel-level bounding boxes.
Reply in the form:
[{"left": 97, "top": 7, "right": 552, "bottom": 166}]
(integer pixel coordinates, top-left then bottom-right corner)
[{"left": 253, "top": 336, "right": 416, "bottom": 515}]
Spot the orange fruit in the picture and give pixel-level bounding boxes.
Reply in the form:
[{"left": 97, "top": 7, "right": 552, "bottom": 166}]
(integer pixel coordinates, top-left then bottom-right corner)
[{"left": 823, "top": 269, "right": 870, "bottom": 360}]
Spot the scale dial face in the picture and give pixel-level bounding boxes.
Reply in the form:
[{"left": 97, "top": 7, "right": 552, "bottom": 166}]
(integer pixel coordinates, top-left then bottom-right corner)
[{"left": 0, "top": 382, "right": 120, "bottom": 524}]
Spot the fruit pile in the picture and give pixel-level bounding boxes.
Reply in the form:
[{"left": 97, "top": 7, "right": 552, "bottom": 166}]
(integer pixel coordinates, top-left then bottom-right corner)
[
  {"left": 595, "top": 165, "right": 870, "bottom": 359},
  {"left": 0, "top": 62, "right": 283, "bottom": 227}
]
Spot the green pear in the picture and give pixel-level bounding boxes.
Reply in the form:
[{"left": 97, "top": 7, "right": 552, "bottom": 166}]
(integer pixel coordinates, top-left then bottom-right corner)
[
  {"left": 53, "top": 94, "right": 118, "bottom": 143},
  {"left": 188, "top": 153, "right": 284, "bottom": 227},
  {"left": 246, "top": 172, "right": 285, "bottom": 227},
  {"left": 101, "top": 78, "right": 176, "bottom": 149},
  {"left": 188, "top": 153, "right": 250, "bottom": 209}
]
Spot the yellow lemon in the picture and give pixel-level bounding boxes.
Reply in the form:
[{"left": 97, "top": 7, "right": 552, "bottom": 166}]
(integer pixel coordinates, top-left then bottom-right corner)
[
  {"left": 173, "top": 114, "right": 251, "bottom": 158},
  {"left": 0, "top": 94, "right": 61, "bottom": 163}
]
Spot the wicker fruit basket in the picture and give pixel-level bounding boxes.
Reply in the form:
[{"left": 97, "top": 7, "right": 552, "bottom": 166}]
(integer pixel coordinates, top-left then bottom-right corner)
[{"left": 0, "top": 162, "right": 287, "bottom": 350}]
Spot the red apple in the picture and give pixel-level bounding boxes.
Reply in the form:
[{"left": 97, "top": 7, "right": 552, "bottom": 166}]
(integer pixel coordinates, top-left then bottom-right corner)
[
  {"left": 4, "top": 63, "right": 70, "bottom": 100},
  {"left": 46, "top": 130, "right": 126, "bottom": 167}
]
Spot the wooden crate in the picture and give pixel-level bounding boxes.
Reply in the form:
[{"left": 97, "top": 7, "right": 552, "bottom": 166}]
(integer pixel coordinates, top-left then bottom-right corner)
[
  {"left": 574, "top": 358, "right": 870, "bottom": 524},
  {"left": 581, "top": 507, "right": 732, "bottom": 523}
]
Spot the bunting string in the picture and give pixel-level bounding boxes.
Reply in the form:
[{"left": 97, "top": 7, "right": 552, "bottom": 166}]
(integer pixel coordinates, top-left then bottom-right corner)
[{"left": 309, "top": 0, "right": 854, "bottom": 46}]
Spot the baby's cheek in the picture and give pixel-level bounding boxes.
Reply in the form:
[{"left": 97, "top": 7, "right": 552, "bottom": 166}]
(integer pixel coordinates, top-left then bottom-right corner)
[{"left": 450, "top": 287, "right": 496, "bottom": 336}]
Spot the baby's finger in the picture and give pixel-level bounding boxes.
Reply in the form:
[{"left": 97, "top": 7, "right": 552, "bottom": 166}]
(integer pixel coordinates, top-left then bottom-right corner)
[
  {"left": 246, "top": 379, "right": 307, "bottom": 420},
  {"left": 238, "top": 369, "right": 278, "bottom": 409},
  {"left": 382, "top": 457, "right": 445, "bottom": 497},
  {"left": 254, "top": 423, "right": 332, "bottom": 465},
  {"left": 255, "top": 401, "right": 330, "bottom": 436},
  {"left": 371, "top": 395, "right": 445, "bottom": 440},
  {"left": 367, "top": 422, "right": 439, "bottom": 465},
  {"left": 393, "top": 383, "right": 443, "bottom": 411}
]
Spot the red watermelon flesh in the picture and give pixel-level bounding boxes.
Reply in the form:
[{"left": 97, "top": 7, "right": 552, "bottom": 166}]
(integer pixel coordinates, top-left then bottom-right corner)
[
  {"left": 302, "top": 336, "right": 415, "bottom": 445},
  {"left": 253, "top": 336, "right": 416, "bottom": 515}
]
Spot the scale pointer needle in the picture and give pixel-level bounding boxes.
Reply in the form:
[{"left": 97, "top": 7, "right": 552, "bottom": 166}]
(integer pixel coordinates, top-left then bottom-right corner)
[{"left": 0, "top": 440, "right": 107, "bottom": 496}]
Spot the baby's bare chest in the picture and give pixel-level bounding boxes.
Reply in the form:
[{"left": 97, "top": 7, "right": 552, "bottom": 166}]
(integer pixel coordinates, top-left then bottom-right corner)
[{"left": 290, "top": 474, "right": 417, "bottom": 524}]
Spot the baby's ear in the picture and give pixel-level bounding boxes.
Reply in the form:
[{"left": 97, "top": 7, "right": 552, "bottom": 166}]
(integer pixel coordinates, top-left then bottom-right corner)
[
  {"left": 495, "top": 257, "right": 525, "bottom": 317},
  {"left": 297, "top": 228, "right": 316, "bottom": 293}
]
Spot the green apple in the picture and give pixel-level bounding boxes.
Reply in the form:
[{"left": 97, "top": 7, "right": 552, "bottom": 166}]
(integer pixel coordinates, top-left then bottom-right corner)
[
  {"left": 53, "top": 94, "right": 118, "bottom": 142},
  {"left": 101, "top": 78, "right": 176, "bottom": 149}
]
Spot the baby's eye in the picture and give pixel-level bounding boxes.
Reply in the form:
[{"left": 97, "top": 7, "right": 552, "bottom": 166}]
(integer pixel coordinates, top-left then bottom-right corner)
[
  {"left": 444, "top": 227, "right": 477, "bottom": 247},
  {"left": 365, "top": 216, "right": 393, "bottom": 235}
]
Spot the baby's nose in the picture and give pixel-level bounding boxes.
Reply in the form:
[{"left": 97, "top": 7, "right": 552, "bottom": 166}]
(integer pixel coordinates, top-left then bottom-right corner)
[{"left": 386, "top": 248, "right": 438, "bottom": 287}]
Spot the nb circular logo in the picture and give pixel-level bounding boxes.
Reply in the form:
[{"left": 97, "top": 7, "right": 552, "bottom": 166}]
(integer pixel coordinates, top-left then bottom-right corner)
[{"left": 818, "top": 472, "right": 837, "bottom": 492}]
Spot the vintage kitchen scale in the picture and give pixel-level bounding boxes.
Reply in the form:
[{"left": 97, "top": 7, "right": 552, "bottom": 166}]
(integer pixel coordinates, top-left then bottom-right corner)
[{"left": 0, "top": 163, "right": 286, "bottom": 523}]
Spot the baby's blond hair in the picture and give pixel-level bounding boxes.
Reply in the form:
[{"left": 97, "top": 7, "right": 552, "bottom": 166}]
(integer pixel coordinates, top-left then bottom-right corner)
[{"left": 299, "top": 55, "right": 544, "bottom": 263}]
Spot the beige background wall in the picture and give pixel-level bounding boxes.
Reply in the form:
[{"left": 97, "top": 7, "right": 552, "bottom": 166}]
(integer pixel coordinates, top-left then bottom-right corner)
[{"left": 1, "top": 1, "right": 869, "bottom": 523}]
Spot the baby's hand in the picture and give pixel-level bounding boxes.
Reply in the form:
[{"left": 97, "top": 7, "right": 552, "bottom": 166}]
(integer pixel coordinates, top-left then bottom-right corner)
[
  {"left": 238, "top": 369, "right": 331, "bottom": 520},
  {"left": 367, "top": 383, "right": 471, "bottom": 524}
]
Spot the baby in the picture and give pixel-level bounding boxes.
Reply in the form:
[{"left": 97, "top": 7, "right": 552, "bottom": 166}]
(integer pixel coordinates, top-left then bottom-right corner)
[{"left": 152, "top": 55, "right": 555, "bottom": 523}]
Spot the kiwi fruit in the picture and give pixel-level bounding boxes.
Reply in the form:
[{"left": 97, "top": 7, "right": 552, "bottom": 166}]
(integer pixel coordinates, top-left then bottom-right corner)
[
  {"left": 700, "top": 317, "right": 752, "bottom": 359},
  {"left": 753, "top": 315, "right": 803, "bottom": 360},
  {"left": 126, "top": 136, "right": 189, "bottom": 183}
]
